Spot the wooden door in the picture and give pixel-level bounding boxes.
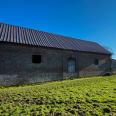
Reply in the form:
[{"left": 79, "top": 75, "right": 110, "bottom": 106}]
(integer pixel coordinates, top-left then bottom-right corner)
[{"left": 68, "top": 58, "right": 75, "bottom": 73}]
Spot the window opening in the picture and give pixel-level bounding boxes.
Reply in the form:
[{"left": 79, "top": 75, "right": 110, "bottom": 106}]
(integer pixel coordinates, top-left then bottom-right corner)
[
  {"left": 32, "top": 55, "right": 41, "bottom": 63},
  {"left": 94, "top": 59, "right": 98, "bottom": 65}
]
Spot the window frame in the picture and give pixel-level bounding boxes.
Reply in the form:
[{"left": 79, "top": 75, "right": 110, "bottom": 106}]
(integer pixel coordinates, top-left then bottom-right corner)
[{"left": 94, "top": 59, "right": 98, "bottom": 65}]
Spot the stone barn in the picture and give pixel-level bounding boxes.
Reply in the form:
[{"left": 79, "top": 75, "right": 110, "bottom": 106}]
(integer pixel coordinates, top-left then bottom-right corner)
[{"left": 0, "top": 23, "right": 112, "bottom": 87}]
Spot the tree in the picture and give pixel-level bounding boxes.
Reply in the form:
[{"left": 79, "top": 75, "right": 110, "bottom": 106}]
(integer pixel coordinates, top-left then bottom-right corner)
[{"left": 102, "top": 45, "right": 114, "bottom": 55}]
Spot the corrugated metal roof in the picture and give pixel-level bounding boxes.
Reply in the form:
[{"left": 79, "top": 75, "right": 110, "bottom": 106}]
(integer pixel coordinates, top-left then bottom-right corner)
[{"left": 0, "top": 23, "right": 112, "bottom": 55}]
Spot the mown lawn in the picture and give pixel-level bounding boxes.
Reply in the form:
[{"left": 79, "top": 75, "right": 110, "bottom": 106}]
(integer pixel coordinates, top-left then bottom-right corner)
[{"left": 0, "top": 75, "right": 116, "bottom": 116}]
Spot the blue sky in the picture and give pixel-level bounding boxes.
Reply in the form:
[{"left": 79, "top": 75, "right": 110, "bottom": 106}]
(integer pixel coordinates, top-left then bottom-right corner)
[{"left": 0, "top": 0, "right": 116, "bottom": 59}]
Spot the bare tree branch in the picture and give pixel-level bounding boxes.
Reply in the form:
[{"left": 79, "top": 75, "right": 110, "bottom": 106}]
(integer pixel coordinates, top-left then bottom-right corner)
[{"left": 102, "top": 45, "right": 114, "bottom": 55}]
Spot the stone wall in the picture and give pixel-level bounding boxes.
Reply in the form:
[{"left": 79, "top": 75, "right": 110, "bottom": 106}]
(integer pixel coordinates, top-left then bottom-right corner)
[
  {"left": 0, "top": 42, "right": 63, "bottom": 87},
  {"left": 79, "top": 52, "right": 111, "bottom": 77},
  {"left": 0, "top": 42, "right": 111, "bottom": 87},
  {"left": 62, "top": 49, "right": 111, "bottom": 78}
]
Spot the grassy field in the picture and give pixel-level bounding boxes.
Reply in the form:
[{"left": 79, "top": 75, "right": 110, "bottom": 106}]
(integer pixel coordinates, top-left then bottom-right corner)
[{"left": 0, "top": 76, "right": 116, "bottom": 116}]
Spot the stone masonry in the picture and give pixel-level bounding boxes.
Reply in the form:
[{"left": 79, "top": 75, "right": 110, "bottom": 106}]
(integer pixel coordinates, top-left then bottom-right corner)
[{"left": 0, "top": 42, "right": 111, "bottom": 87}]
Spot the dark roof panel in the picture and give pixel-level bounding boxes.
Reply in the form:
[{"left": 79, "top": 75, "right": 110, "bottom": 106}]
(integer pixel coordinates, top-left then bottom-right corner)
[{"left": 0, "top": 23, "right": 112, "bottom": 55}]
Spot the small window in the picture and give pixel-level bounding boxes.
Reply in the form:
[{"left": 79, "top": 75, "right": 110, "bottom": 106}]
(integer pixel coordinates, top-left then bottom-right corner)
[
  {"left": 94, "top": 59, "right": 98, "bottom": 65},
  {"left": 32, "top": 55, "right": 41, "bottom": 63}
]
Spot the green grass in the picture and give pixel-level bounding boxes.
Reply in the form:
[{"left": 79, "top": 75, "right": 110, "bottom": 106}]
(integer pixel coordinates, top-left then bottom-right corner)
[{"left": 0, "top": 75, "right": 116, "bottom": 116}]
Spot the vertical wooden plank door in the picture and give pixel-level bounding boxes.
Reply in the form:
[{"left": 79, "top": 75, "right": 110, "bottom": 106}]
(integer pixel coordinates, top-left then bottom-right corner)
[{"left": 68, "top": 58, "right": 75, "bottom": 73}]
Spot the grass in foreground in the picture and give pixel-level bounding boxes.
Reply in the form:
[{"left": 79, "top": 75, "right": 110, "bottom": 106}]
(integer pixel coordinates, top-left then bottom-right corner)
[{"left": 0, "top": 76, "right": 116, "bottom": 116}]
